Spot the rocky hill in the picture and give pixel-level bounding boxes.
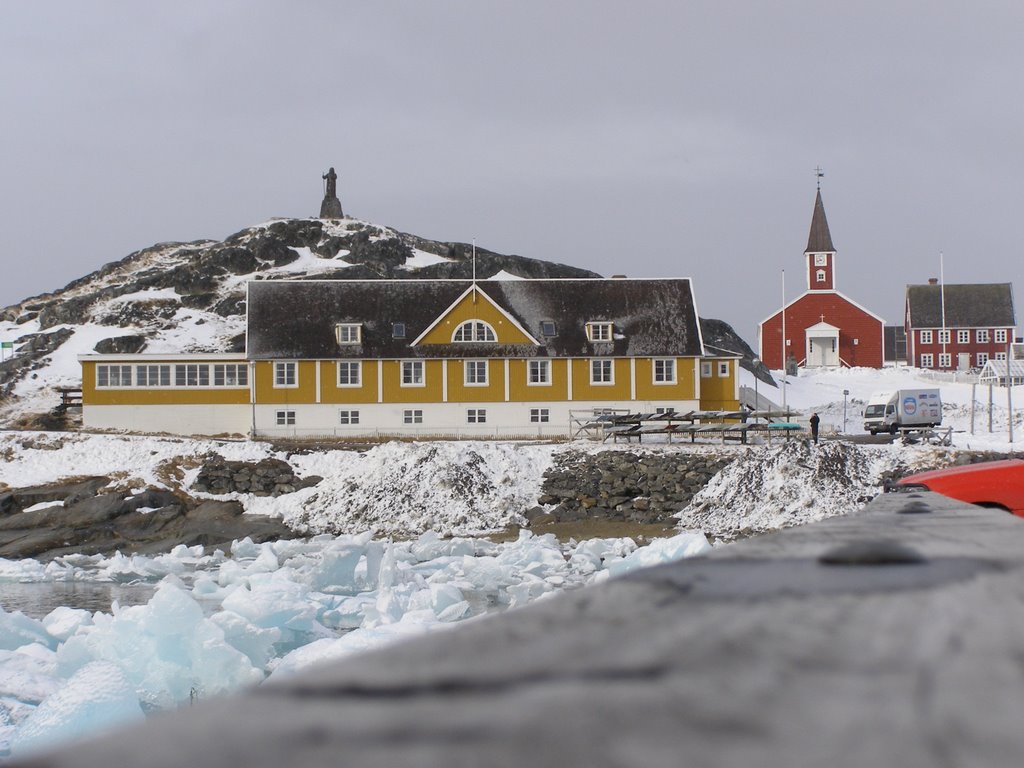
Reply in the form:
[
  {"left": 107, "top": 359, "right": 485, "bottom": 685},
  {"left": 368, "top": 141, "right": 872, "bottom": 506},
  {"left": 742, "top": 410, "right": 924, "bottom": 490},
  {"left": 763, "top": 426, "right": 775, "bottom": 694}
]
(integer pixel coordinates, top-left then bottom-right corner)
[{"left": 0, "top": 216, "right": 766, "bottom": 422}]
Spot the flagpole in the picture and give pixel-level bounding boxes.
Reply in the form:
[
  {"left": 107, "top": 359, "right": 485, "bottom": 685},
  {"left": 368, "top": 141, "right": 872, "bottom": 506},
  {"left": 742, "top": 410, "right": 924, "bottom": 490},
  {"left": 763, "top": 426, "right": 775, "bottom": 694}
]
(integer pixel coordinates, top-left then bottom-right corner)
[
  {"left": 781, "top": 268, "right": 787, "bottom": 410},
  {"left": 940, "top": 251, "right": 947, "bottom": 365}
]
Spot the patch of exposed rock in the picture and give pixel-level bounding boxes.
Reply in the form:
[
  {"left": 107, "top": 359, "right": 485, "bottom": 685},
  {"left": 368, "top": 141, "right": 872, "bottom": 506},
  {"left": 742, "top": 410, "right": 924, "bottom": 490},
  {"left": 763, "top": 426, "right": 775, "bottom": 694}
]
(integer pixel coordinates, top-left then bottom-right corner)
[
  {"left": 191, "top": 455, "right": 322, "bottom": 497},
  {"left": 530, "top": 450, "right": 734, "bottom": 526},
  {"left": 0, "top": 476, "right": 295, "bottom": 560}
]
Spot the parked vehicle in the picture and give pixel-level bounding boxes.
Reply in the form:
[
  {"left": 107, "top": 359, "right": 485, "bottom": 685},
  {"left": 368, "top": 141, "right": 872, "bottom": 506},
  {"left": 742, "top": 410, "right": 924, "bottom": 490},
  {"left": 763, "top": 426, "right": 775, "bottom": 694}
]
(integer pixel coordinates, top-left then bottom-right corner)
[
  {"left": 894, "top": 459, "right": 1024, "bottom": 515},
  {"left": 863, "top": 389, "right": 942, "bottom": 435}
]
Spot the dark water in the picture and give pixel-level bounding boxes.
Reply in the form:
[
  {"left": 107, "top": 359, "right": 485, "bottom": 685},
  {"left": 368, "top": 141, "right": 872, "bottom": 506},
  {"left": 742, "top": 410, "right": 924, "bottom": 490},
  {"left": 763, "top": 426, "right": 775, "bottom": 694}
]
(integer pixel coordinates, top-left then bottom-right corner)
[{"left": 0, "top": 582, "right": 157, "bottom": 619}]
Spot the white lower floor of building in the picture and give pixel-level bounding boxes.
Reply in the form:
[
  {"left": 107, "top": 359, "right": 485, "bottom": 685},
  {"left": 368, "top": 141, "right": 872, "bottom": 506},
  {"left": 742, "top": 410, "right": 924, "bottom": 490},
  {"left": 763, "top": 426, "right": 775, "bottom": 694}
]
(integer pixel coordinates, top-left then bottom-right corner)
[
  {"left": 254, "top": 400, "right": 698, "bottom": 439},
  {"left": 82, "top": 404, "right": 252, "bottom": 437},
  {"left": 83, "top": 400, "right": 699, "bottom": 439}
]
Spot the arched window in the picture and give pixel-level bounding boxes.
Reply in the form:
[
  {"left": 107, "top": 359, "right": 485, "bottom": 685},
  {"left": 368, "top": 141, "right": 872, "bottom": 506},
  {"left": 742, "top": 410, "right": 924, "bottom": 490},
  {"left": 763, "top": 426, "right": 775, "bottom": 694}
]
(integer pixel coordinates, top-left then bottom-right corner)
[
  {"left": 452, "top": 320, "right": 496, "bottom": 343},
  {"left": 816, "top": 269, "right": 826, "bottom": 283}
]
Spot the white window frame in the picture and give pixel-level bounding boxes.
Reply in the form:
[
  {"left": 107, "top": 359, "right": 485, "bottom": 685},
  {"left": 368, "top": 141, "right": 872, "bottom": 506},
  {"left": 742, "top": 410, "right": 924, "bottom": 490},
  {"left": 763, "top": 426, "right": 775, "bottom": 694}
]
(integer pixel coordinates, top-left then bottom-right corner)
[
  {"left": 938, "top": 330, "right": 950, "bottom": 345},
  {"left": 976, "top": 329, "right": 990, "bottom": 343},
  {"left": 995, "top": 329, "right": 1008, "bottom": 344},
  {"left": 403, "top": 409, "right": 423, "bottom": 424},
  {"left": 136, "top": 364, "right": 171, "bottom": 387},
  {"left": 815, "top": 269, "right": 826, "bottom": 283},
  {"left": 175, "top": 364, "right": 211, "bottom": 387},
  {"left": 919, "top": 330, "right": 933, "bottom": 345},
  {"left": 530, "top": 408, "right": 550, "bottom": 423},
  {"left": 995, "top": 351, "right": 1008, "bottom": 361},
  {"left": 213, "top": 363, "right": 248, "bottom": 387},
  {"left": 976, "top": 352, "right": 989, "bottom": 366},
  {"left": 335, "top": 324, "right": 361, "bottom": 345},
  {"left": 275, "top": 410, "right": 296, "bottom": 426},
  {"left": 464, "top": 360, "right": 489, "bottom": 386},
  {"left": 467, "top": 408, "right": 487, "bottom": 424},
  {"left": 452, "top": 320, "right": 497, "bottom": 343},
  {"left": 96, "top": 364, "right": 133, "bottom": 388},
  {"left": 274, "top": 362, "right": 298, "bottom": 389},
  {"left": 718, "top": 361, "right": 730, "bottom": 377},
  {"left": 939, "top": 353, "right": 952, "bottom": 368},
  {"left": 586, "top": 322, "right": 613, "bottom": 342},
  {"left": 590, "top": 359, "right": 614, "bottom": 385},
  {"left": 957, "top": 329, "right": 970, "bottom": 344},
  {"left": 528, "top": 359, "right": 551, "bottom": 386},
  {"left": 338, "top": 410, "right": 360, "bottom": 425},
  {"left": 337, "top": 361, "right": 362, "bottom": 387},
  {"left": 401, "top": 360, "right": 425, "bottom": 387},
  {"left": 653, "top": 358, "right": 676, "bottom": 384},
  {"left": 700, "top": 361, "right": 712, "bottom": 378},
  {"left": 920, "top": 353, "right": 934, "bottom": 367}
]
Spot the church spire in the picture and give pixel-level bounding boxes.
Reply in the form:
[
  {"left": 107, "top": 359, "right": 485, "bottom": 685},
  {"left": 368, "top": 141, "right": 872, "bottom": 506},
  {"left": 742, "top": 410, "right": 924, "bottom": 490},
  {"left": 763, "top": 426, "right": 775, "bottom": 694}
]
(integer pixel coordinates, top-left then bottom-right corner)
[{"left": 805, "top": 187, "right": 835, "bottom": 254}]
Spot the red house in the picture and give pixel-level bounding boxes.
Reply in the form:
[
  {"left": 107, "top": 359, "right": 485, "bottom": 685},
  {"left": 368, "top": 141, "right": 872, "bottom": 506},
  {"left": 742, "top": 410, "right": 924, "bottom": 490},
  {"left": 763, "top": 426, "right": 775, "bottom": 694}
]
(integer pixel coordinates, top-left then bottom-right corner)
[
  {"left": 759, "top": 189, "right": 884, "bottom": 369},
  {"left": 905, "top": 282, "right": 1016, "bottom": 370}
]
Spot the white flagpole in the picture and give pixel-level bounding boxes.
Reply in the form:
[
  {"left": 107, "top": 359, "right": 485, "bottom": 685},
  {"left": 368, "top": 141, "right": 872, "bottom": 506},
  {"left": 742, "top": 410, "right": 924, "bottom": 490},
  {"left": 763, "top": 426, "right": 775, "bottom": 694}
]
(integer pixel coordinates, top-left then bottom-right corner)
[
  {"left": 940, "top": 251, "right": 947, "bottom": 364},
  {"left": 781, "top": 268, "right": 787, "bottom": 410}
]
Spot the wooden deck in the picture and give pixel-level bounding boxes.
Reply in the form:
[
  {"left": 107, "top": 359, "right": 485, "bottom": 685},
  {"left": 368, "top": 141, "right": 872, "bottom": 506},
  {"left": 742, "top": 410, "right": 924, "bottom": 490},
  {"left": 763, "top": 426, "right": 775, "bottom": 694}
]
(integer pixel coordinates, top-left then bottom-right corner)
[{"left": 23, "top": 491, "right": 1024, "bottom": 768}]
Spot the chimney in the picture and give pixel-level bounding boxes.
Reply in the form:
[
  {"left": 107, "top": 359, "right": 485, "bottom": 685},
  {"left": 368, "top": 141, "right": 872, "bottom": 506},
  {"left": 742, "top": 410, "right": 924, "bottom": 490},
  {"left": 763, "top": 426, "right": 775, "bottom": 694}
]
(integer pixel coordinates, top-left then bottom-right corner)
[{"left": 928, "top": 278, "right": 938, "bottom": 285}]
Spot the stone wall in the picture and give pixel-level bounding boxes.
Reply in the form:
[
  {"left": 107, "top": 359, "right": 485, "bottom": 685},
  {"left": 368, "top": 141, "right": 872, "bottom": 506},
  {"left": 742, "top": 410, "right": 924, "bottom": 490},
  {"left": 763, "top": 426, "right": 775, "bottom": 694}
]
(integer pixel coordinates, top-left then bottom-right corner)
[
  {"left": 191, "top": 456, "right": 321, "bottom": 497},
  {"left": 532, "top": 450, "right": 734, "bottom": 525}
]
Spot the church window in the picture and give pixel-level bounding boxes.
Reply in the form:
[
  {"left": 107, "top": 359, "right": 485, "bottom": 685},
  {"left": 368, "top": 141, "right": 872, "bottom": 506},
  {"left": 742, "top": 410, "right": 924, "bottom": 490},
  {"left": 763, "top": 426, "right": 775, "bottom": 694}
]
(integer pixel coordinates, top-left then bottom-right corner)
[{"left": 816, "top": 270, "right": 826, "bottom": 283}]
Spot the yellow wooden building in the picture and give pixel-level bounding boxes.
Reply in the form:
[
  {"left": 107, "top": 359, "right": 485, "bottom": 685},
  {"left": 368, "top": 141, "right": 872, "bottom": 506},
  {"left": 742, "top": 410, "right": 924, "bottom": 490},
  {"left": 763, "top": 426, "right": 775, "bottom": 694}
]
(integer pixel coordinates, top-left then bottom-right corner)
[{"left": 80, "top": 278, "right": 739, "bottom": 438}]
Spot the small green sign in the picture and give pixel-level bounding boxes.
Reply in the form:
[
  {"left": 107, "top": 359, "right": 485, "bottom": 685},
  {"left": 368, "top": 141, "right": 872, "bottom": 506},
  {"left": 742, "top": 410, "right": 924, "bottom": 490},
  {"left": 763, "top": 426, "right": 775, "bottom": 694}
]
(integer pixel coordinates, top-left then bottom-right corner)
[{"left": 0, "top": 342, "right": 12, "bottom": 350}]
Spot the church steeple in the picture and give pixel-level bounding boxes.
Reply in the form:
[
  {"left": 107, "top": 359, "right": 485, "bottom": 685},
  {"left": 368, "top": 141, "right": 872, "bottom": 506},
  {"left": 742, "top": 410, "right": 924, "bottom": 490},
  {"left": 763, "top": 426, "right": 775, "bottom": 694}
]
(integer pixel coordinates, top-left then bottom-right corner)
[
  {"left": 804, "top": 183, "right": 836, "bottom": 291},
  {"left": 805, "top": 188, "right": 835, "bottom": 254}
]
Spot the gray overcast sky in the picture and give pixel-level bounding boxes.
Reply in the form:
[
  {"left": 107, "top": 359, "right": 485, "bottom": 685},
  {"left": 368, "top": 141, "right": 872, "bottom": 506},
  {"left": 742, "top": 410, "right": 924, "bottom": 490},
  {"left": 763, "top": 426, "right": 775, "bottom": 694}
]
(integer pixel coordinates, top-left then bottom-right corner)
[{"left": 2, "top": 1, "right": 1023, "bottom": 348}]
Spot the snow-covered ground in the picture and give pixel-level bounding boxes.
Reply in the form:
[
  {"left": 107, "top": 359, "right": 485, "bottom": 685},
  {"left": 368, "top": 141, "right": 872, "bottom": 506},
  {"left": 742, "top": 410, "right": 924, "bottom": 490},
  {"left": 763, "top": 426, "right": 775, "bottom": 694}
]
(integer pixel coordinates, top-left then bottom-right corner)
[{"left": 0, "top": 364, "right": 1021, "bottom": 756}]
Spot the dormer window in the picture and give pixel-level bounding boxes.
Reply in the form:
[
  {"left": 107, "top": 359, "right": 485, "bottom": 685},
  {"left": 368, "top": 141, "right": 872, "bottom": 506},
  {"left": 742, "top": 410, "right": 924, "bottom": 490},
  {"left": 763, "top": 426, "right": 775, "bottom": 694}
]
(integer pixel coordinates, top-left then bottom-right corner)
[
  {"left": 587, "top": 322, "right": 613, "bottom": 342},
  {"left": 816, "top": 269, "right": 826, "bottom": 283},
  {"left": 392, "top": 323, "right": 406, "bottom": 339},
  {"left": 540, "top": 320, "right": 557, "bottom": 337},
  {"left": 452, "top": 320, "right": 496, "bottom": 343},
  {"left": 335, "top": 323, "right": 361, "bottom": 345}
]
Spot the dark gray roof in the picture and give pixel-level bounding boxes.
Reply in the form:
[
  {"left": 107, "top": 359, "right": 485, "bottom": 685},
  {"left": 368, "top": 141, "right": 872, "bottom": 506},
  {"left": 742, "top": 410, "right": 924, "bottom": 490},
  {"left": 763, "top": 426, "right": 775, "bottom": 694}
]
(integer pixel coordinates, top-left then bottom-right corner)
[
  {"left": 905, "top": 283, "right": 1016, "bottom": 328},
  {"left": 805, "top": 189, "right": 835, "bottom": 253},
  {"left": 246, "top": 279, "right": 704, "bottom": 360}
]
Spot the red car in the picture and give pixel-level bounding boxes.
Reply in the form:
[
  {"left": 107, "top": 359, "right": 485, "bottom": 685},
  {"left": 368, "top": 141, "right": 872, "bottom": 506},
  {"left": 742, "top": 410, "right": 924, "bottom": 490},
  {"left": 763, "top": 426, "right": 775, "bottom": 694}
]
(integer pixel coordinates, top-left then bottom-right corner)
[{"left": 895, "top": 459, "right": 1024, "bottom": 515}]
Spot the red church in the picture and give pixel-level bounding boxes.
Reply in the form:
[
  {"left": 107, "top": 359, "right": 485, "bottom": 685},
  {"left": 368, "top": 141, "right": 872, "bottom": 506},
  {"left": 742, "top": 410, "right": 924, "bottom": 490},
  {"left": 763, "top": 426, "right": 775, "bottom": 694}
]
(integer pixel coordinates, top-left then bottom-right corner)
[{"left": 759, "top": 188, "right": 884, "bottom": 369}]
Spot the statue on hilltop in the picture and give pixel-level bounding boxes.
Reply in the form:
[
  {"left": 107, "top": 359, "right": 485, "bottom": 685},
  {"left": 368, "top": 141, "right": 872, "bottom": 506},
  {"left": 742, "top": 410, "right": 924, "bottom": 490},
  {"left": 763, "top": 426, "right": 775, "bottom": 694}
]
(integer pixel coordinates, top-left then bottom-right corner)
[{"left": 319, "top": 167, "right": 344, "bottom": 219}]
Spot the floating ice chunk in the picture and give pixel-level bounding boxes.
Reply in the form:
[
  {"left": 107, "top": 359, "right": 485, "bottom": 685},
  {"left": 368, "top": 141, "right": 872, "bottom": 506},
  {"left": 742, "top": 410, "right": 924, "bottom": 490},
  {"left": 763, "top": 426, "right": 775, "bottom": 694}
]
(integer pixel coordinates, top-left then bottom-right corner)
[
  {"left": 0, "top": 608, "right": 54, "bottom": 652},
  {"left": 211, "top": 611, "right": 282, "bottom": 669},
  {"left": 10, "top": 661, "right": 143, "bottom": 758},
  {"left": 41, "top": 608, "right": 92, "bottom": 643},
  {"left": 56, "top": 582, "right": 262, "bottom": 711},
  {"left": 316, "top": 594, "right": 376, "bottom": 630},
  {"left": 0, "top": 648, "right": 60, "bottom": 705},
  {"left": 220, "top": 575, "right": 319, "bottom": 632},
  {"left": 603, "top": 531, "right": 711, "bottom": 577},
  {"left": 306, "top": 542, "right": 365, "bottom": 594},
  {"left": 0, "top": 558, "right": 48, "bottom": 583}
]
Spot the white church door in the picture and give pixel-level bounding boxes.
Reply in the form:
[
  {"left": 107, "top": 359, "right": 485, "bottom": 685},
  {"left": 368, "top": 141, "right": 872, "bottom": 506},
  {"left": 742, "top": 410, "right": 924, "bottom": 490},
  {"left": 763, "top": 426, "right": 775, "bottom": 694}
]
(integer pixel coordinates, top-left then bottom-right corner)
[{"left": 804, "top": 322, "right": 840, "bottom": 367}]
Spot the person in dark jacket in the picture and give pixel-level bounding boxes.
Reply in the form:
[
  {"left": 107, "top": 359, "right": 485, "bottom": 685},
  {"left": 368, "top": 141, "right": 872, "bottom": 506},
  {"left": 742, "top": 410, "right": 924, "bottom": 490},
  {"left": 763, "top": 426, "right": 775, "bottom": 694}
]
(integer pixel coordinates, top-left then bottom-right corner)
[{"left": 809, "top": 412, "right": 820, "bottom": 444}]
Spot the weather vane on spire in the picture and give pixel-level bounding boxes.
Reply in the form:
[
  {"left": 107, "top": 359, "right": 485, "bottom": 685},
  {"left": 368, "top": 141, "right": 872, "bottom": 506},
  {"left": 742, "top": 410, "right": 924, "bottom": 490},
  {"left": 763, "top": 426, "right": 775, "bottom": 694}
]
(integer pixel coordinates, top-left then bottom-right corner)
[{"left": 815, "top": 166, "right": 824, "bottom": 190}]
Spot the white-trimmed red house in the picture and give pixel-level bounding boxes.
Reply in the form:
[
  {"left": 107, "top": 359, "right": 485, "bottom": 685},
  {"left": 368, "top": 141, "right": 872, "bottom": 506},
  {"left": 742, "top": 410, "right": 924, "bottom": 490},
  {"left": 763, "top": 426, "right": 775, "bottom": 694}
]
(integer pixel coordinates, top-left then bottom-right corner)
[
  {"left": 904, "top": 281, "right": 1016, "bottom": 370},
  {"left": 759, "top": 189, "right": 884, "bottom": 369}
]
